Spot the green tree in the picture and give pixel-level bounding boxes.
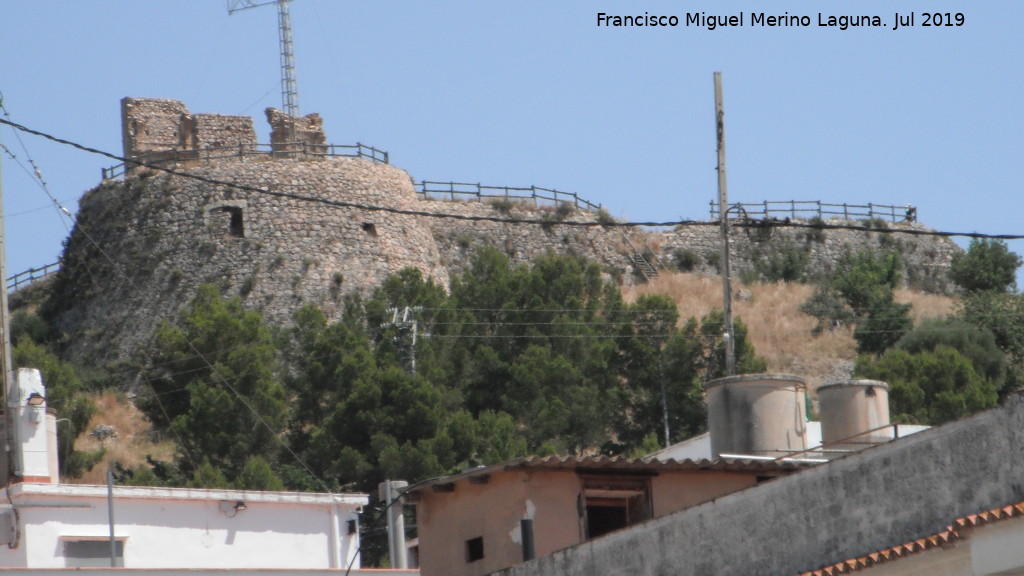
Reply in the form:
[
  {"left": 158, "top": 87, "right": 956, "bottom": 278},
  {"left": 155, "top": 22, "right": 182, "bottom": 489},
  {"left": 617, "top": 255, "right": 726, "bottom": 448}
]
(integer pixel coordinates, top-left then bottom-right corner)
[
  {"left": 950, "top": 238, "right": 1022, "bottom": 294},
  {"left": 833, "top": 249, "right": 902, "bottom": 313},
  {"left": 855, "top": 346, "right": 999, "bottom": 424},
  {"left": 805, "top": 249, "right": 912, "bottom": 355},
  {"left": 799, "top": 288, "right": 855, "bottom": 335},
  {"left": 234, "top": 456, "right": 285, "bottom": 490},
  {"left": 697, "top": 310, "right": 768, "bottom": 379},
  {"left": 141, "top": 284, "right": 287, "bottom": 484},
  {"left": 957, "top": 291, "right": 1024, "bottom": 394},
  {"left": 853, "top": 300, "right": 913, "bottom": 356},
  {"left": 896, "top": 317, "right": 1007, "bottom": 391}
]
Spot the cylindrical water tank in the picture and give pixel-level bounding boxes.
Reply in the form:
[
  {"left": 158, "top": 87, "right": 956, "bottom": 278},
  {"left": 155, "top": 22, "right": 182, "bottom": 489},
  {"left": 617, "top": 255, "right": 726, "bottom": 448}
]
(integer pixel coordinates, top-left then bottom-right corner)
[
  {"left": 705, "top": 374, "right": 808, "bottom": 458},
  {"left": 818, "top": 379, "right": 891, "bottom": 445}
]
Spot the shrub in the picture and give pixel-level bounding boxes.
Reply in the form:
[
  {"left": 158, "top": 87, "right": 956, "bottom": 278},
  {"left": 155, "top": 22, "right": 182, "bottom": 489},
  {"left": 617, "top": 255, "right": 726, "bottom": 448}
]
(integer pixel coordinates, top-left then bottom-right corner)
[
  {"left": 803, "top": 216, "right": 826, "bottom": 243},
  {"left": 753, "top": 242, "right": 809, "bottom": 283},
  {"left": 673, "top": 249, "right": 702, "bottom": 273}
]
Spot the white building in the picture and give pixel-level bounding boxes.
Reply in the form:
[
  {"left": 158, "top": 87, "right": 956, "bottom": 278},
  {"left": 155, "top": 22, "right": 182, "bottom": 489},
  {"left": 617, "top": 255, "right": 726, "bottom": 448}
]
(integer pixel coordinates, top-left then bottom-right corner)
[
  {"left": 0, "top": 483, "right": 366, "bottom": 569},
  {"left": 0, "top": 368, "right": 373, "bottom": 571}
]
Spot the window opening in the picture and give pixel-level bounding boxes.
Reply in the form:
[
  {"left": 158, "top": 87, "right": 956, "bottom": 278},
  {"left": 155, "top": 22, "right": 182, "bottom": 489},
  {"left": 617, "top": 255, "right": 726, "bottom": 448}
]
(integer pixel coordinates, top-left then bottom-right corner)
[
  {"left": 465, "top": 536, "right": 484, "bottom": 563},
  {"left": 362, "top": 222, "right": 378, "bottom": 237},
  {"left": 64, "top": 539, "right": 125, "bottom": 568},
  {"left": 580, "top": 474, "right": 652, "bottom": 539},
  {"left": 224, "top": 206, "right": 245, "bottom": 237}
]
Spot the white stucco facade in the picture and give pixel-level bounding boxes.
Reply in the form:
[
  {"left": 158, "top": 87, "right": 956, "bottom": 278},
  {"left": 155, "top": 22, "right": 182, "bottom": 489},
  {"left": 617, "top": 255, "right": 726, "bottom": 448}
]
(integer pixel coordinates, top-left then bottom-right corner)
[{"left": 0, "top": 483, "right": 367, "bottom": 569}]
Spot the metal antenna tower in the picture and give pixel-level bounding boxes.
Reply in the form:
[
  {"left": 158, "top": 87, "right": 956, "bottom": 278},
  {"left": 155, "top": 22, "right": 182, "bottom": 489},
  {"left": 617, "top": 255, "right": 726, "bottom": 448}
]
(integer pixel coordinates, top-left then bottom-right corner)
[
  {"left": 228, "top": 0, "right": 301, "bottom": 117},
  {"left": 381, "top": 307, "right": 422, "bottom": 376}
]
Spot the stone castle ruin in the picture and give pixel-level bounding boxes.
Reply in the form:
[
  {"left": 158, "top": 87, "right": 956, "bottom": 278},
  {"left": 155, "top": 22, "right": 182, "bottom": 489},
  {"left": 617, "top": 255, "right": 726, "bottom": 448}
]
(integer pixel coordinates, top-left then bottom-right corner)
[{"left": 42, "top": 98, "right": 960, "bottom": 363}]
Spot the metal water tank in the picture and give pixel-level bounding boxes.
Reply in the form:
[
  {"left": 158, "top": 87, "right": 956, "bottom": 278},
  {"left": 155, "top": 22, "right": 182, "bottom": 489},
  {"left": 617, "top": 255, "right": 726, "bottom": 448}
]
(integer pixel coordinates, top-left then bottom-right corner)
[
  {"left": 705, "top": 374, "right": 808, "bottom": 458},
  {"left": 818, "top": 379, "right": 891, "bottom": 446}
]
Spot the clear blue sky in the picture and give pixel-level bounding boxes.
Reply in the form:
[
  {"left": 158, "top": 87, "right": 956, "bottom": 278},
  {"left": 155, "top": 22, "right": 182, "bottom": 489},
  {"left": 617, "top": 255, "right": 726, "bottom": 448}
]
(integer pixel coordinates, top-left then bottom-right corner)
[{"left": 2, "top": 1, "right": 1022, "bottom": 282}]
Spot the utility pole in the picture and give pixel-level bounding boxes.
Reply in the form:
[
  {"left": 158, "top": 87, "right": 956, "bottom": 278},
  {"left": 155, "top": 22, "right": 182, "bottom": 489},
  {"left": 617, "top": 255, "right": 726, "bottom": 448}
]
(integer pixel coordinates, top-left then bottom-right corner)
[
  {"left": 0, "top": 120, "right": 14, "bottom": 483},
  {"left": 228, "top": 0, "right": 301, "bottom": 118},
  {"left": 378, "top": 480, "right": 409, "bottom": 569},
  {"left": 715, "top": 72, "right": 736, "bottom": 376}
]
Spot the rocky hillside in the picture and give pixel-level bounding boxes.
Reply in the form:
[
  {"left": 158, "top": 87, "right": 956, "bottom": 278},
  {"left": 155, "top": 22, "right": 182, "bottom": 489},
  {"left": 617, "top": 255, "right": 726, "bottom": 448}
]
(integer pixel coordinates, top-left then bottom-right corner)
[{"left": 39, "top": 151, "right": 959, "bottom": 368}]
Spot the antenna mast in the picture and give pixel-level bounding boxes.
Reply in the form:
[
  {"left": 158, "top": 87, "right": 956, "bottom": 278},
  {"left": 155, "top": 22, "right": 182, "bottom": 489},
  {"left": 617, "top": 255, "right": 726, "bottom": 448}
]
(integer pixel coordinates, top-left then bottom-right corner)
[{"left": 228, "top": 0, "right": 301, "bottom": 117}]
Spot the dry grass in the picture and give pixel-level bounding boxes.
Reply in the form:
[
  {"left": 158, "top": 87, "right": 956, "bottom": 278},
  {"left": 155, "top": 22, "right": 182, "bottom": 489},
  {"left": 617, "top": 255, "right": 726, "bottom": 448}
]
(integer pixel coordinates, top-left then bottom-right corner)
[
  {"left": 896, "top": 288, "right": 956, "bottom": 323},
  {"left": 68, "top": 390, "right": 176, "bottom": 485},
  {"left": 624, "top": 272, "right": 956, "bottom": 391}
]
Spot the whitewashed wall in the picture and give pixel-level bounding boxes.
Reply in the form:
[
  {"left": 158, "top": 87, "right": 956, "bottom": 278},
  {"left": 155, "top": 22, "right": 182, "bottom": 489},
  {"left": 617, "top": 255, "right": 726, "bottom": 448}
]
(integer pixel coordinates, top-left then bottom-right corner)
[{"left": 0, "top": 484, "right": 367, "bottom": 570}]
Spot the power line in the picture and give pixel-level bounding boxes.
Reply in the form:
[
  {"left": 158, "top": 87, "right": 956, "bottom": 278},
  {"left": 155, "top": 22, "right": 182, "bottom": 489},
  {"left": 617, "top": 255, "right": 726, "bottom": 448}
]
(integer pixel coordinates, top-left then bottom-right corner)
[{"left": 5, "top": 116, "right": 1024, "bottom": 240}]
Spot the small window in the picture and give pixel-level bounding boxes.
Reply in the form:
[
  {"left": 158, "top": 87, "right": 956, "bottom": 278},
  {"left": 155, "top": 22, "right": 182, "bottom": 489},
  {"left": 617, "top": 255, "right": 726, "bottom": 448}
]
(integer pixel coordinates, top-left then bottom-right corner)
[
  {"left": 64, "top": 539, "right": 124, "bottom": 568},
  {"left": 580, "top": 474, "right": 652, "bottom": 540},
  {"left": 362, "top": 222, "right": 378, "bottom": 237},
  {"left": 224, "top": 206, "right": 245, "bottom": 237},
  {"left": 465, "top": 536, "right": 484, "bottom": 563}
]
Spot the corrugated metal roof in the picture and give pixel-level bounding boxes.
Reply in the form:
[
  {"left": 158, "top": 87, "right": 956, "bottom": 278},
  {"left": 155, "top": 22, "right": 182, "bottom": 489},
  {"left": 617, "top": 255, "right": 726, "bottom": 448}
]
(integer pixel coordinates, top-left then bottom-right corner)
[
  {"left": 798, "top": 501, "right": 1024, "bottom": 575},
  {"left": 406, "top": 454, "right": 817, "bottom": 494}
]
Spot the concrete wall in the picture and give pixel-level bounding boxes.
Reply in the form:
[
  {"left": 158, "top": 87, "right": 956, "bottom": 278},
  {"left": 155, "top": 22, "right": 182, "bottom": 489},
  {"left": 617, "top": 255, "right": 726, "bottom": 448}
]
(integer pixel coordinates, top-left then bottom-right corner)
[
  {"left": 0, "top": 484, "right": 365, "bottom": 570},
  {"left": 494, "top": 393, "right": 1024, "bottom": 576}
]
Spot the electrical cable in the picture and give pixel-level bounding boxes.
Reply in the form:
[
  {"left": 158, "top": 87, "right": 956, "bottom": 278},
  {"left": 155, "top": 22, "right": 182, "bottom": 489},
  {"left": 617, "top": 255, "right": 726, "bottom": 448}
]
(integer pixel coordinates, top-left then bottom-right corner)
[{"left": 6, "top": 116, "right": 1024, "bottom": 240}]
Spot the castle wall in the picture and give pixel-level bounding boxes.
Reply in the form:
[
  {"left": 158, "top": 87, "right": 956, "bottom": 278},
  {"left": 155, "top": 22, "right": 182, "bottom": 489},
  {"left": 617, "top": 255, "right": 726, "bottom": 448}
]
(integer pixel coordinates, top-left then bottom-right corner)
[
  {"left": 51, "top": 155, "right": 960, "bottom": 364},
  {"left": 121, "top": 98, "right": 190, "bottom": 158},
  {"left": 53, "top": 156, "right": 446, "bottom": 362},
  {"left": 191, "top": 113, "right": 257, "bottom": 152},
  {"left": 120, "top": 98, "right": 256, "bottom": 175},
  {"left": 266, "top": 107, "right": 326, "bottom": 153},
  {"left": 50, "top": 98, "right": 960, "bottom": 364}
]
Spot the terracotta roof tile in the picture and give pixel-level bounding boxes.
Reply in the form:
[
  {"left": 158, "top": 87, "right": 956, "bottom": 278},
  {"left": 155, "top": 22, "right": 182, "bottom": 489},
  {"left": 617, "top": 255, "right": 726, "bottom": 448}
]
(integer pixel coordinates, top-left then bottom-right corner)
[
  {"left": 798, "top": 500, "right": 1024, "bottom": 575},
  {"left": 406, "top": 454, "right": 818, "bottom": 494}
]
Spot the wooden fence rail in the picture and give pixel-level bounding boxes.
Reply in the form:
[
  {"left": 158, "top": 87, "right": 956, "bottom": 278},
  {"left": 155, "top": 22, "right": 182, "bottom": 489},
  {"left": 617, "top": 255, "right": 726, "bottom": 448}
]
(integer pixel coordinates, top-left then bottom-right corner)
[
  {"left": 709, "top": 200, "right": 916, "bottom": 223},
  {"left": 416, "top": 181, "right": 603, "bottom": 212},
  {"left": 7, "top": 262, "right": 60, "bottom": 293}
]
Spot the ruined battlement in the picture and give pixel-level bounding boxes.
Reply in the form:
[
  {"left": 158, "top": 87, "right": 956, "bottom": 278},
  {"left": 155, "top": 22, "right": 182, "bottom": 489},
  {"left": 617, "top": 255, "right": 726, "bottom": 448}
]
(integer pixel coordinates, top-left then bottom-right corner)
[{"left": 120, "top": 97, "right": 329, "bottom": 175}]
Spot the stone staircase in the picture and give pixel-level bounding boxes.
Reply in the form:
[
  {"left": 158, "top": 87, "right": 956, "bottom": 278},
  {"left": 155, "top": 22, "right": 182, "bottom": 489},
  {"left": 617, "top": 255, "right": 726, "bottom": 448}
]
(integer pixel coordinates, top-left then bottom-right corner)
[{"left": 623, "top": 235, "right": 662, "bottom": 282}]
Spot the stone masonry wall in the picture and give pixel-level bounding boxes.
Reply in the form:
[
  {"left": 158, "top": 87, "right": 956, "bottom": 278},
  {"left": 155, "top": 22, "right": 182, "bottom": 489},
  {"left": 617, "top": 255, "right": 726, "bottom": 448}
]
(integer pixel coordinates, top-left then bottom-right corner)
[
  {"left": 52, "top": 156, "right": 446, "bottom": 362},
  {"left": 121, "top": 98, "right": 190, "bottom": 158},
  {"left": 49, "top": 98, "right": 961, "bottom": 364},
  {"left": 120, "top": 97, "right": 257, "bottom": 174}
]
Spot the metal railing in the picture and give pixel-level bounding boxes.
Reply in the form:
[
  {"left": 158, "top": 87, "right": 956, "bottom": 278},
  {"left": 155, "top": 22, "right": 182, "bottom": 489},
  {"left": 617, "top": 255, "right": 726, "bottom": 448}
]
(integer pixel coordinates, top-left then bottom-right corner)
[
  {"left": 416, "top": 181, "right": 602, "bottom": 212},
  {"left": 770, "top": 423, "right": 910, "bottom": 463},
  {"left": 710, "top": 200, "right": 917, "bottom": 223},
  {"left": 102, "top": 141, "right": 390, "bottom": 180},
  {"left": 622, "top": 233, "right": 665, "bottom": 281},
  {"left": 7, "top": 262, "right": 60, "bottom": 292}
]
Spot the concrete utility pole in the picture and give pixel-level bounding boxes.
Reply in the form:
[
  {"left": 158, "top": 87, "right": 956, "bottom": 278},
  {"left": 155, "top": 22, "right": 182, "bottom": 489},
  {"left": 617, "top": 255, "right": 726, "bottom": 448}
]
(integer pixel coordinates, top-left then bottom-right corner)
[
  {"left": 714, "top": 72, "right": 736, "bottom": 376},
  {"left": 378, "top": 480, "right": 408, "bottom": 569},
  {"left": 0, "top": 122, "right": 15, "bottom": 483}
]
